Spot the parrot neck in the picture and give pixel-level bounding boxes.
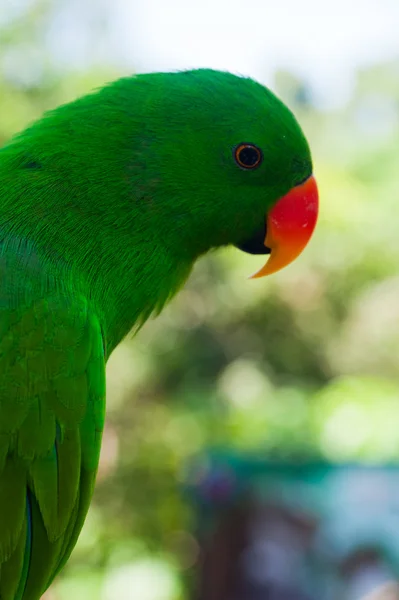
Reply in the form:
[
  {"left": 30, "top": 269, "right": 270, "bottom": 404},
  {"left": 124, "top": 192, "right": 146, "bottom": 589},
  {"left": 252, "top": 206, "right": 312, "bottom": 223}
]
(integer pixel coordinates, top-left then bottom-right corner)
[
  {"left": 0, "top": 208, "right": 193, "bottom": 359},
  {"left": 88, "top": 243, "right": 193, "bottom": 358},
  {"left": 63, "top": 237, "right": 193, "bottom": 358}
]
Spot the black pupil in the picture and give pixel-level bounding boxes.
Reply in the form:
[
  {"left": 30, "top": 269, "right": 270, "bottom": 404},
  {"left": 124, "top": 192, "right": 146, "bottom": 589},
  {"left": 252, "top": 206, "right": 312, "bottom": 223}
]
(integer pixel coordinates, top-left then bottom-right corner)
[{"left": 239, "top": 146, "right": 259, "bottom": 167}]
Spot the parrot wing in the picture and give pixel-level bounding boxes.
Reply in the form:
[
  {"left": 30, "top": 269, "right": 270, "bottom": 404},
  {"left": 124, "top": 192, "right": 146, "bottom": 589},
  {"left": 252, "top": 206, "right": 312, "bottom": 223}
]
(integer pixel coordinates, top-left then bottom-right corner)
[{"left": 0, "top": 293, "right": 106, "bottom": 600}]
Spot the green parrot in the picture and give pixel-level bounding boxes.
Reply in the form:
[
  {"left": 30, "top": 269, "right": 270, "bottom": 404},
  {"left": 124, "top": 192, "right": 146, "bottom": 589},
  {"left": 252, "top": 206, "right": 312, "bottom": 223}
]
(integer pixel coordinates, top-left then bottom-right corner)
[{"left": 0, "top": 69, "right": 318, "bottom": 599}]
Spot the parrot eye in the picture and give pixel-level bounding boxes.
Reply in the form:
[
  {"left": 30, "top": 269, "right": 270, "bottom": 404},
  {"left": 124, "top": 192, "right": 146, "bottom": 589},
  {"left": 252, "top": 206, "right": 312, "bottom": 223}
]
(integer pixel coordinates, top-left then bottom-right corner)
[{"left": 234, "top": 144, "right": 263, "bottom": 170}]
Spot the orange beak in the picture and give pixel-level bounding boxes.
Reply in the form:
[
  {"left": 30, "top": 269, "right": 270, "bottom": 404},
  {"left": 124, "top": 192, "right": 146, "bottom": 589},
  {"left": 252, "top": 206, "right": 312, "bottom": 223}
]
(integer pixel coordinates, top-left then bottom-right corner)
[{"left": 251, "top": 175, "right": 319, "bottom": 278}]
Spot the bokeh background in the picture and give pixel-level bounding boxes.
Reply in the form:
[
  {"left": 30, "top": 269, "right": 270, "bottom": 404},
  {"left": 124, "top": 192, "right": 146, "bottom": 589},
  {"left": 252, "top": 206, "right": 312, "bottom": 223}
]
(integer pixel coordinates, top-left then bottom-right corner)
[{"left": 1, "top": 0, "right": 399, "bottom": 598}]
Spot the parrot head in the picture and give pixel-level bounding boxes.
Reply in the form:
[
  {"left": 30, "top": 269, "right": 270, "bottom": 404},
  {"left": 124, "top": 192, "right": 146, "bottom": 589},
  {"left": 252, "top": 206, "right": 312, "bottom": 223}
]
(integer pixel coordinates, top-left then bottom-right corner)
[{"left": 120, "top": 69, "right": 319, "bottom": 277}]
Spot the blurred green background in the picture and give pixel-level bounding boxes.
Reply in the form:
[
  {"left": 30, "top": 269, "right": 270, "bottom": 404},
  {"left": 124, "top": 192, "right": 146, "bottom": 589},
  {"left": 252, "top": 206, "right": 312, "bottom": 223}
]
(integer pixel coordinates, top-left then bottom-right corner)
[{"left": 1, "top": 1, "right": 399, "bottom": 598}]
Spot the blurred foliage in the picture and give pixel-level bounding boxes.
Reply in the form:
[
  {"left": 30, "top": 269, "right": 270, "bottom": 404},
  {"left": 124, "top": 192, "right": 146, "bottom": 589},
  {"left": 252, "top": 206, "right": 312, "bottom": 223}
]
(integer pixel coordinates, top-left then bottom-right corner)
[{"left": 1, "top": 2, "right": 399, "bottom": 599}]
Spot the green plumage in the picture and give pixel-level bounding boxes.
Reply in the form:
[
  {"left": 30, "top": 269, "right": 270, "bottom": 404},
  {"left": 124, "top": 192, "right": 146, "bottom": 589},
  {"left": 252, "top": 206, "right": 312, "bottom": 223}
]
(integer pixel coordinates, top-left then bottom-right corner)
[{"left": 0, "top": 69, "right": 312, "bottom": 598}]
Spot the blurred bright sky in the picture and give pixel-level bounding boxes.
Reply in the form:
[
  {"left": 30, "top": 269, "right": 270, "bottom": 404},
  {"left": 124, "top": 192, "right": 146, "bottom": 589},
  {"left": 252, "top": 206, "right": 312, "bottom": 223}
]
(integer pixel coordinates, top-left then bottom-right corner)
[
  {"left": 39, "top": 0, "right": 399, "bottom": 108},
  {"left": 108, "top": 0, "right": 399, "bottom": 107}
]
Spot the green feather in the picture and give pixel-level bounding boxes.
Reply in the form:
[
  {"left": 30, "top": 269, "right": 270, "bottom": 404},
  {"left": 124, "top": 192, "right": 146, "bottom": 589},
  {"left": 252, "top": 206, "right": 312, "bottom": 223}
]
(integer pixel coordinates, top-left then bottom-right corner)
[{"left": 0, "top": 279, "right": 105, "bottom": 599}]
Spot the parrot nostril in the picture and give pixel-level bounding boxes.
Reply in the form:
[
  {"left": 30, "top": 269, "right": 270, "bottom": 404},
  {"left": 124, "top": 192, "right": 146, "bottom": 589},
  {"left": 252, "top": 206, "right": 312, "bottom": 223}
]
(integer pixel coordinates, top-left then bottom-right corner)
[
  {"left": 292, "top": 157, "right": 312, "bottom": 186},
  {"left": 296, "top": 173, "right": 311, "bottom": 186}
]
